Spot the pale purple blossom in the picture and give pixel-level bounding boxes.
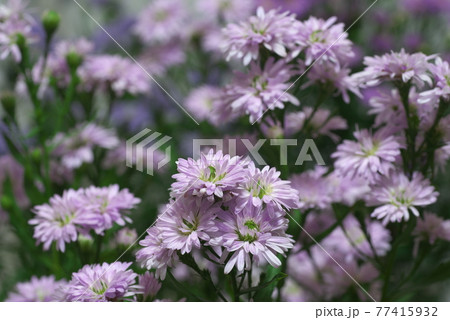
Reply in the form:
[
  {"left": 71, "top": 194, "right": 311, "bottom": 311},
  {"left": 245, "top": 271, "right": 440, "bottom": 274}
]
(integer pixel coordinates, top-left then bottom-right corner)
[
  {"left": 211, "top": 205, "right": 293, "bottom": 273},
  {"left": 29, "top": 189, "right": 89, "bottom": 252},
  {"left": 221, "top": 58, "right": 299, "bottom": 123},
  {"left": 171, "top": 149, "right": 247, "bottom": 202},
  {"left": 115, "top": 227, "right": 138, "bottom": 246},
  {"left": 79, "top": 55, "right": 150, "bottom": 96},
  {"left": 296, "top": 16, "right": 354, "bottom": 66},
  {"left": 136, "top": 227, "right": 178, "bottom": 280},
  {"left": 368, "top": 171, "right": 439, "bottom": 224},
  {"left": 332, "top": 128, "right": 402, "bottom": 183},
  {"left": 420, "top": 57, "right": 450, "bottom": 104},
  {"left": 236, "top": 162, "right": 299, "bottom": 212},
  {"left": 6, "top": 276, "right": 67, "bottom": 302},
  {"left": 158, "top": 199, "right": 221, "bottom": 254},
  {"left": 65, "top": 262, "right": 137, "bottom": 302},
  {"left": 290, "top": 166, "right": 332, "bottom": 210},
  {"left": 353, "top": 49, "right": 434, "bottom": 88},
  {"left": 413, "top": 212, "right": 450, "bottom": 244},
  {"left": 78, "top": 185, "right": 140, "bottom": 235},
  {"left": 52, "top": 123, "right": 119, "bottom": 169},
  {"left": 222, "top": 7, "right": 300, "bottom": 65},
  {"left": 134, "top": 0, "right": 188, "bottom": 44},
  {"left": 185, "top": 86, "right": 222, "bottom": 124}
]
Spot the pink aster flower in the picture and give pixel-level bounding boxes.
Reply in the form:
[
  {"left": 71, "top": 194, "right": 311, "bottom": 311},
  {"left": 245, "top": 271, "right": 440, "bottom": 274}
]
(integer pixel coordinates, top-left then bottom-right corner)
[
  {"left": 79, "top": 185, "right": 140, "bottom": 234},
  {"left": 6, "top": 276, "right": 67, "bottom": 302},
  {"left": 236, "top": 162, "right": 299, "bottom": 212},
  {"left": 367, "top": 88, "right": 407, "bottom": 131},
  {"left": 52, "top": 123, "right": 119, "bottom": 169},
  {"left": 184, "top": 85, "right": 222, "bottom": 124},
  {"left": 136, "top": 227, "right": 178, "bottom": 280},
  {"left": 29, "top": 189, "right": 89, "bottom": 252},
  {"left": 290, "top": 166, "right": 332, "bottom": 210},
  {"left": 211, "top": 205, "right": 293, "bottom": 273},
  {"left": 222, "top": 7, "right": 300, "bottom": 65},
  {"left": 368, "top": 171, "right": 439, "bottom": 225},
  {"left": 158, "top": 199, "right": 221, "bottom": 254},
  {"left": 354, "top": 49, "right": 434, "bottom": 88},
  {"left": 221, "top": 57, "right": 299, "bottom": 123},
  {"left": 171, "top": 149, "right": 247, "bottom": 202},
  {"left": 79, "top": 55, "right": 150, "bottom": 96},
  {"left": 65, "top": 262, "right": 137, "bottom": 302},
  {"left": 332, "top": 128, "right": 402, "bottom": 183},
  {"left": 134, "top": 0, "right": 188, "bottom": 44},
  {"left": 413, "top": 212, "right": 450, "bottom": 244},
  {"left": 296, "top": 16, "right": 354, "bottom": 66},
  {"left": 420, "top": 57, "right": 450, "bottom": 105},
  {"left": 114, "top": 227, "right": 138, "bottom": 247}
]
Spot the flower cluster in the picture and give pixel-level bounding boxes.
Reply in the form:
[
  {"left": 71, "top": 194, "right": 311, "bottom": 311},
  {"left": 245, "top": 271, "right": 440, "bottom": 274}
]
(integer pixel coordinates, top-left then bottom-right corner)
[
  {"left": 217, "top": 7, "right": 360, "bottom": 124},
  {"left": 137, "top": 150, "right": 297, "bottom": 278},
  {"left": 29, "top": 185, "right": 140, "bottom": 251}
]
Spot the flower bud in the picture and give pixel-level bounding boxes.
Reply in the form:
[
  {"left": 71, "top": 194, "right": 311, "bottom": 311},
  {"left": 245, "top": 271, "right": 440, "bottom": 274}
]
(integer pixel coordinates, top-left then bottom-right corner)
[
  {"left": 66, "top": 51, "right": 83, "bottom": 71},
  {"left": 42, "top": 10, "right": 60, "bottom": 38}
]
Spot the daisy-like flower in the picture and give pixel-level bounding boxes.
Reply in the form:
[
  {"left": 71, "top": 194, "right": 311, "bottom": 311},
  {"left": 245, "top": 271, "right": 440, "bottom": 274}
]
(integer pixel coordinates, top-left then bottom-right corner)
[
  {"left": 65, "top": 262, "right": 137, "bottom": 302},
  {"left": 332, "top": 128, "right": 402, "bottom": 183},
  {"left": 136, "top": 227, "right": 177, "bottom": 280},
  {"left": 114, "top": 227, "right": 138, "bottom": 247},
  {"left": 171, "top": 149, "right": 247, "bottom": 202},
  {"left": 420, "top": 57, "right": 450, "bottom": 104},
  {"left": 413, "top": 212, "right": 450, "bottom": 244},
  {"left": 29, "top": 189, "right": 89, "bottom": 252},
  {"left": 79, "top": 55, "right": 150, "bottom": 96},
  {"left": 368, "top": 171, "right": 439, "bottom": 224},
  {"left": 211, "top": 205, "right": 294, "bottom": 273},
  {"left": 237, "top": 162, "right": 299, "bottom": 212},
  {"left": 52, "top": 123, "right": 119, "bottom": 169},
  {"left": 290, "top": 166, "right": 332, "bottom": 210},
  {"left": 353, "top": 49, "right": 434, "bottom": 88},
  {"left": 79, "top": 185, "right": 140, "bottom": 234},
  {"left": 158, "top": 199, "right": 221, "bottom": 254},
  {"left": 184, "top": 85, "right": 222, "bottom": 124},
  {"left": 222, "top": 7, "right": 300, "bottom": 65},
  {"left": 133, "top": 0, "right": 187, "bottom": 44},
  {"left": 367, "top": 88, "right": 407, "bottom": 131},
  {"left": 222, "top": 57, "right": 299, "bottom": 123},
  {"left": 296, "top": 16, "right": 354, "bottom": 66},
  {"left": 6, "top": 276, "right": 67, "bottom": 302}
]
